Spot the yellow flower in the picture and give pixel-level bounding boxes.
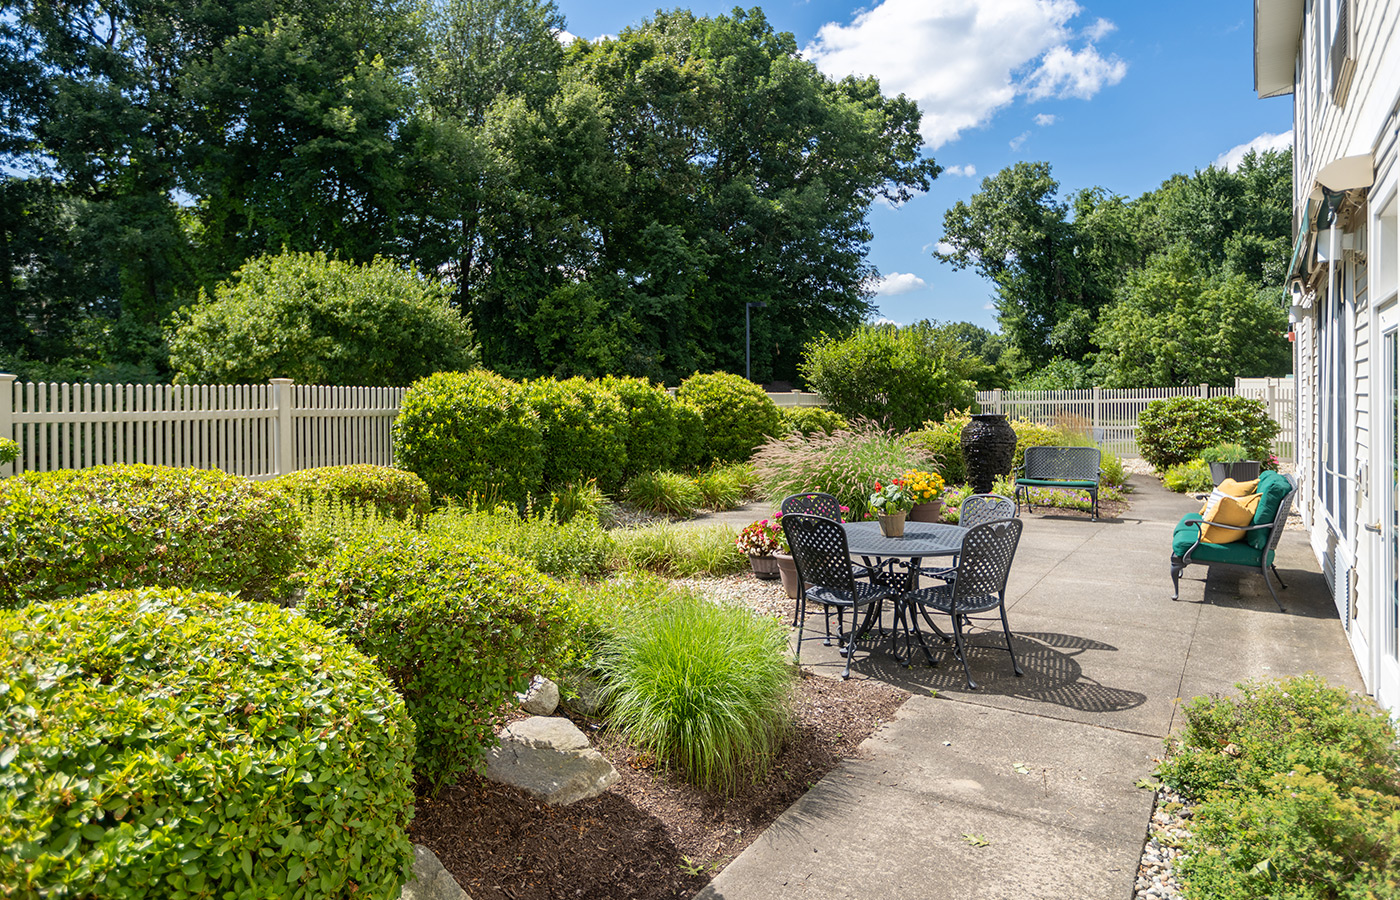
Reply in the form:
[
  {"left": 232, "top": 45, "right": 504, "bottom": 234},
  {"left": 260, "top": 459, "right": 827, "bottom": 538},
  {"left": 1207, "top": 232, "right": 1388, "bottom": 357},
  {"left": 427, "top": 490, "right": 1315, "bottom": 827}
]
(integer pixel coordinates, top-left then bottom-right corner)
[{"left": 901, "top": 469, "right": 945, "bottom": 503}]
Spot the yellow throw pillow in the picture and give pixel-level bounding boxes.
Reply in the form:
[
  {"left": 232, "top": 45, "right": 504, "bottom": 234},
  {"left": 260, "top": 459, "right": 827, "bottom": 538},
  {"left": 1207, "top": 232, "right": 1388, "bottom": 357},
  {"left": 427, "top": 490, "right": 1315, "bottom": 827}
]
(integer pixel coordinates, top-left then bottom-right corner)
[
  {"left": 1218, "top": 477, "right": 1259, "bottom": 497},
  {"left": 1200, "top": 492, "right": 1261, "bottom": 544}
]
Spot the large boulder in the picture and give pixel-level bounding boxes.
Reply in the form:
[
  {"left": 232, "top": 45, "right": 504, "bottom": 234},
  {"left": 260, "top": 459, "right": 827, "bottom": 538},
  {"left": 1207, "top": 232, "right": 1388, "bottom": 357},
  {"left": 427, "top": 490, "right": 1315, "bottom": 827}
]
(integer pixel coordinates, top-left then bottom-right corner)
[
  {"left": 484, "top": 716, "right": 619, "bottom": 806},
  {"left": 399, "top": 845, "right": 471, "bottom": 900}
]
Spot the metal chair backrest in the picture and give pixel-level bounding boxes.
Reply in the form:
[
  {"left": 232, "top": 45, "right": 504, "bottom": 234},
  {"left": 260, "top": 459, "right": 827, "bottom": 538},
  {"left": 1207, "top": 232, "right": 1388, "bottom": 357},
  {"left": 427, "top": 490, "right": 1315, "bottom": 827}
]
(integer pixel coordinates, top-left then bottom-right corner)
[
  {"left": 782, "top": 513, "right": 859, "bottom": 595},
  {"left": 780, "top": 492, "right": 844, "bottom": 521},
  {"left": 1023, "top": 446, "right": 1101, "bottom": 480},
  {"left": 1263, "top": 475, "right": 1299, "bottom": 555},
  {"left": 959, "top": 494, "right": 1016, "bottom": 529},
  {"left": 950, "top": 518, "right": 1024, "bottom": 608}
]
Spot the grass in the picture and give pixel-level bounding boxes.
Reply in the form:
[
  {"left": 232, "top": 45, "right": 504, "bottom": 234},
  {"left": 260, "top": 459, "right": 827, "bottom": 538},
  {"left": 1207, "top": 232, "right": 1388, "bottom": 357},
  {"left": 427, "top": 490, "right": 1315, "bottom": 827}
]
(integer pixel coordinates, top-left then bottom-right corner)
[
  {"left": 694, "top": 462, "right": 758, "bottom": 511},
  {"left": 609, "top": 523, "right": 747, "bottom": 577},
  {"left": 598, "top": 587, "right": 795, "bottom": 792},
  {"left": 623, "top": 470, "right": 704, "bottom": 517},
  {"left": 751, "top": 423, "right": 935, "bottom": 519}
]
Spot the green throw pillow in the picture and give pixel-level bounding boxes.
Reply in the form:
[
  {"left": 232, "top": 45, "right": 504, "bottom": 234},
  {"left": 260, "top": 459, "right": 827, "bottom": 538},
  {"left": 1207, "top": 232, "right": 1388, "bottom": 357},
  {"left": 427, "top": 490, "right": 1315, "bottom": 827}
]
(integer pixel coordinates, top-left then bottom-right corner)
[{"left": 1247, "top": 471, "right": 1292, "bottom": 551}]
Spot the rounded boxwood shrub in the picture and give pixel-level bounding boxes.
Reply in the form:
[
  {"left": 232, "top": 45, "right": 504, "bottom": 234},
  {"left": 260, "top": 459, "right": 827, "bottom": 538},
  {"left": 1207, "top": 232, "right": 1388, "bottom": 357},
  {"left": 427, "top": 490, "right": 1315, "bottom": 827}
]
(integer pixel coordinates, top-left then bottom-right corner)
[
  {"left": 601, "top": 376, "right": 680, "bottom": 476},
  {"left": 0, "top": 588, "right": 416, "bottom": 899},
  {"left": 677, "top": 372, "right": 782, "bottom": 463},
  {"left": 1138, "top": 395, "right": 1279, "bottom": 470},
  {"left": 672, "top": 400, "right": 708, "bottom": 470},
  {"left": 779, "top": 405, "right": 848, "bottom": 436},
  {"left": 526, "top": 377, "right": 629, "bottom": 493},
  {"left": 302, "top": 531, "right": 574, "bottom": 788},
  {"left": 392, "top": 370, "right": 544, "bottom": 505},
  {"left": 0, "top": 464, "right": 301, "bottom": 609},
  {"left": 276, "top": 464, "right": 431, "bottom": 522}
]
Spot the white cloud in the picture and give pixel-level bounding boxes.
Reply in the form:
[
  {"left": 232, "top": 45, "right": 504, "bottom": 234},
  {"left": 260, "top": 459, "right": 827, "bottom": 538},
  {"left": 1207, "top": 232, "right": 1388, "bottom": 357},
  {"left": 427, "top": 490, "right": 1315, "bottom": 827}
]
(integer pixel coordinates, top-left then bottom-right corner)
[
  {"left": 1009, "top": 130, "right": 1031, "bottom": 150},
  {"left": 1034, "top": 113, "right": 1057, "bottom": 126},
  {"left": 804, "top": 0, "right": 1127, "bottom": 148},
  {"left": 933, "top": 241, "right": 957, "bottom": 256},
  {"left": 944, "top": 163, "right": 978, "bottom": 177},
  {"left": 1212, "top": 130, "right": 1294, "bottom": 171},
  {"left": 1084, "top": 17, "right": 1115, "bottom": 40},
  {"left": 555, "top": 29, "right": 580, "bottom": 44},
  {"left": 872, "top": 317, "right": 906, "bottom": 327},
  {"left": 873, "top": 272, "right": 928, "bottom": 295}
]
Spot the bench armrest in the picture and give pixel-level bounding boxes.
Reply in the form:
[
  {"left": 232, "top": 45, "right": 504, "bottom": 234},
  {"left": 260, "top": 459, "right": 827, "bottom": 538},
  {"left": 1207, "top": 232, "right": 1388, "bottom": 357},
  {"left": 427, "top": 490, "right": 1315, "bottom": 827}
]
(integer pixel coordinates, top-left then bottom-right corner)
[{"left": 1180, "top": 519, "right": 1272, "bottom": 535}]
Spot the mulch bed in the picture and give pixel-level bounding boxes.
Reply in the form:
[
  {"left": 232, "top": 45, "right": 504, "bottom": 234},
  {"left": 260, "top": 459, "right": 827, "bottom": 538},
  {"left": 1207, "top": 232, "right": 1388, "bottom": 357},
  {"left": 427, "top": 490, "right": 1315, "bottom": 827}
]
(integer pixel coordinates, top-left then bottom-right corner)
[{"left": 411, "top": 672, "right": 909, "bottom": 900}]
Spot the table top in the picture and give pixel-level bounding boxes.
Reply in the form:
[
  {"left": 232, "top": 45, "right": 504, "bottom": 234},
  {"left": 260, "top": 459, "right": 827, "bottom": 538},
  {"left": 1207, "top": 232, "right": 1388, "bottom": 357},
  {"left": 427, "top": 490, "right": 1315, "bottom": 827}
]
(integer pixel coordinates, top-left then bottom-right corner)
[{"left": 842, "top": 521, "right": 968, "bottom": 559}]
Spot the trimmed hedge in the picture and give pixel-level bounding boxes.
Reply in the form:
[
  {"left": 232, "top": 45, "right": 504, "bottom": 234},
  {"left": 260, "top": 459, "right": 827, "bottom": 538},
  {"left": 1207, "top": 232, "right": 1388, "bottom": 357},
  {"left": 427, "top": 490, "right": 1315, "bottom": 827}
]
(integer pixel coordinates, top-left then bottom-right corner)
[
  {"left": 392, "top": 370, "right": 544, "bottom": 505},
  {"left": 779, "top": 405, "right": 848, "bottom": 436},
  {"left": 1138, "top": 395, "right": 1279, "bottom": 470},
  {"left": 276, "top": 464, "right": 431, "bottom": 522},
  {"left": 672, "top": 400, "right": 708, "bottom": 470},
  {"left": 678, "top": 372, "right": 782, "bottom": 463},
  {"left": 303, "top": 531, "right": 574, "bottom": 788},
  {"left": 0, "top": 588, "right": 416, "bottom": 899},
  {"left": 527, "top": 377, "right": 629, "bottom": 493},
  {"left": 601, "top": 376, "right": 680, "bottom": 476},
  {"left": 0, "top": 464, "right": 301, "bottom": 609}
]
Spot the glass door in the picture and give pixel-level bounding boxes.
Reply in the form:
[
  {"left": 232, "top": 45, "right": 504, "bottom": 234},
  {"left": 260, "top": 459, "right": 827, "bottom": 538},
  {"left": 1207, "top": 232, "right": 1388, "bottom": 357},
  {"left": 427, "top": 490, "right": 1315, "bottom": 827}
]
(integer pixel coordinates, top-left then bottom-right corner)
[{"left": 1377, "top": 319, "right": 1399, "bottom": 709}]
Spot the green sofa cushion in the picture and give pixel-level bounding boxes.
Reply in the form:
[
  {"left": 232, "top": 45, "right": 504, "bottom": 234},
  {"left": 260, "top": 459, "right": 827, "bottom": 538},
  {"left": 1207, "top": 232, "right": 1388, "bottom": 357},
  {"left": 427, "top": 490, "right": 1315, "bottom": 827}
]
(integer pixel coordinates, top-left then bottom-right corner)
[
  {"left": 1247, "top": 471, "right": 1292, "bottom": 551},
  {"left": 1016, "top": 478, "right": 1098, "bottom": 488},
  {"left": 1173, "top": 513, "right": 1275, "bottom": 566}
]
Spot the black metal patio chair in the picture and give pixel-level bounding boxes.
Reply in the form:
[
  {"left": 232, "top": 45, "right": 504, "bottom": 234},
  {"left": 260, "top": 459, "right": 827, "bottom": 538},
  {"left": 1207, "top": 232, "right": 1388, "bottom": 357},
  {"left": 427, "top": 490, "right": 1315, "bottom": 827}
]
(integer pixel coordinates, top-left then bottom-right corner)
[
  {"left": 903, "top": 517, "right": 1025, "bottom": 690},
  {"left": 921, "top": 493, "right": 1016, "bottom": 584},
  {"left": 780, "top": 492, "right": 873, "bottom": 625},
  {"left": 782, "top": 513, "right": 894, "bottom": 679}
]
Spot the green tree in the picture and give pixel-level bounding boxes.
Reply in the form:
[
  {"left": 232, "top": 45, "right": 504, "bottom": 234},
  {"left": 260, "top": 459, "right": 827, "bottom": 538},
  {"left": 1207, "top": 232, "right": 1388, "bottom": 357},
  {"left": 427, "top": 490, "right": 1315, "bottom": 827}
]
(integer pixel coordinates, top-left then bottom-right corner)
[
  {"left": 1090, "top": 248, "right": 1291, "bottom": 387},
  {"left": 168, "top": 251, "right": 475, "bottom": 385},
  {"left": 799, "top": 323, "right": 978, "bottom": 432}
]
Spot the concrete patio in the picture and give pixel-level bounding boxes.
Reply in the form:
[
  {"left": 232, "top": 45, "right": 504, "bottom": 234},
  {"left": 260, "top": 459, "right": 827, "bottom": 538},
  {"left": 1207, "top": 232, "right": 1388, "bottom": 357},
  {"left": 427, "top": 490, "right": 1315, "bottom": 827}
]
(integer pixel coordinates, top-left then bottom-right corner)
[{"left": 697, "top": 475, "right": 1364, "bottom": 900}]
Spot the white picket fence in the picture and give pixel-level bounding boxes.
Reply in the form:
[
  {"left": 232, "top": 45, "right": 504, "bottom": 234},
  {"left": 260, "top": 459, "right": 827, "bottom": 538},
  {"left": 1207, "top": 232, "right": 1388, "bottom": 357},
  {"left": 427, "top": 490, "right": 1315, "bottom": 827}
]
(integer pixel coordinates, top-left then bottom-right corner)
[
  {"left": 974, "top": 379, "right": 1296, "bottom": 462},
  {"left": 0, "top": 375, "right": 405, "bottom": 479}
]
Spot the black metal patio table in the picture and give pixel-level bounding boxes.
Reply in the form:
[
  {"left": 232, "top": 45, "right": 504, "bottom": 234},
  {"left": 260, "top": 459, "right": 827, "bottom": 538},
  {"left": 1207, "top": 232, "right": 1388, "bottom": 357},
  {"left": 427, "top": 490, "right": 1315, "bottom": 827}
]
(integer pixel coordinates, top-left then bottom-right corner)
[{"left": 841, "top": 521, "right": 969, "bottom": 659}]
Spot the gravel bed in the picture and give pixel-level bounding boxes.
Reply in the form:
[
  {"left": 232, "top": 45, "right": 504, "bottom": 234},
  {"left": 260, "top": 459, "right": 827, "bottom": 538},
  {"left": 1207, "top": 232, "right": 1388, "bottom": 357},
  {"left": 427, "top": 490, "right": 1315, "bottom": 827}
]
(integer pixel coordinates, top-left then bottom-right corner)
[
  {"left": 671, "top": 572, "right": 794, "bottom": 622},
  {"left": 1136, "top": 787, "right": 1192, "bottom": 900}
]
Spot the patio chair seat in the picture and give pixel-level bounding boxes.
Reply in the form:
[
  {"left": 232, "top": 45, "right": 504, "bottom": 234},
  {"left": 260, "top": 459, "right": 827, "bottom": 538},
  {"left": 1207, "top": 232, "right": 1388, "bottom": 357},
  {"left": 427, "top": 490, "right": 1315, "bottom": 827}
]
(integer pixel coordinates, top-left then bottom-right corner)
[
  {"left": 907, "top": 582, "right": 1003, "bottom": 615},
  {"left": 1171, "top": 514, "right": 1276, "bottom": 566},
  {"left": 1015, "top": 477, "right": 1098, "bottom": 489},
  {"left": 804, "top": 581, "right": 891, "bottom": 609}
]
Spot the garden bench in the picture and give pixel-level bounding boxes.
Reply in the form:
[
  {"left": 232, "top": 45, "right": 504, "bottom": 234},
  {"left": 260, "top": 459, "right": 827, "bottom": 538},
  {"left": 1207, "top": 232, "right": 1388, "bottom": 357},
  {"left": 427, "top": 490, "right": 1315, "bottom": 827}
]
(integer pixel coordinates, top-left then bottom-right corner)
[
  {"left": 1014, "top": 446, "right": 1102, "bottom": 520},
  {"left": 1170, "top": 471, "right": 1296, "bottom": 612}
]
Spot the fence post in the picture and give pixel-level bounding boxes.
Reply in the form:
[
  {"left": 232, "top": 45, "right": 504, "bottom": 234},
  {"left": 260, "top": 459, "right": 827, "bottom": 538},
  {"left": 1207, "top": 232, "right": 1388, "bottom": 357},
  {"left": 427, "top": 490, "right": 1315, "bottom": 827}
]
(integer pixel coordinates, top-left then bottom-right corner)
[
  {"left": 992, "top": 388, "right": 1002, "bottom": 415},
  {"left": 1199, "top": 383, "right": 1209, "bottom": 398},
  {"left": 0, "top": 373, "right": 14, "bottom": 476},
  {"left": 270, "top": 378, "right": 295, "bottom": 476},
  {"left": 1092, "top": 386, "right": 1102, "bottom": 439}
]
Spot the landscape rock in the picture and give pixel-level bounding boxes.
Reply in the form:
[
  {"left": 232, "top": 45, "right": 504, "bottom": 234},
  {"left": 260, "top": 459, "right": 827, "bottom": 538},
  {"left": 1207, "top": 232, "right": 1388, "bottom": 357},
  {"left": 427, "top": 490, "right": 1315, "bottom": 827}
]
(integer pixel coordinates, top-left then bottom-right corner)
[
  {"left": 484, "top": 716, "right": 619, "bottom": 806},
  {"left": 398, "top": 844, "right": 471, "bottom": 900},
  {"left": 562, "top": 671, "right": 605, "bottom": 716},
  {"left": 516, "top": 675, "right": 559, "bottom": 715}
]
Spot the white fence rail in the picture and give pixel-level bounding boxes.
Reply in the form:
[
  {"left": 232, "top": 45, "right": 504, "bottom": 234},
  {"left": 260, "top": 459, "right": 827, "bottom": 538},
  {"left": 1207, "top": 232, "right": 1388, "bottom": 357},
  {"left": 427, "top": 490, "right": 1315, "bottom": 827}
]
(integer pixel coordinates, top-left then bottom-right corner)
[
  {"left": 0, "top": 375, "right": 405, "bottom": 479},
  {"left": 975, "top": 379, "right": 1296, "bottom": 463}
]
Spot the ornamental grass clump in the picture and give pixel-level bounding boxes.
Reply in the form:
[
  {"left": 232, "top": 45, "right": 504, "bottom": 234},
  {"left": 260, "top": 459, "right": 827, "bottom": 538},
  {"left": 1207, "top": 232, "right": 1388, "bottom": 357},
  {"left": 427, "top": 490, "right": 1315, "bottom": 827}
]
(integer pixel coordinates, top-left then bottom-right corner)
[
  {"left": 610, "top": 523, "right": 747, "bottom": 577},
  {"left": 0, "top": 588, "right": 416, "bottom": 899},
  {"left": 623, "top": 469, "right": 704, "bottom": 517},
  {"left": 752, "top": 423, "right": 935, "bottom": 520},
  {"left": 599, "top": 590, "right": 795, "bottom": 792},
  {"left": 695, "top": 462, "right": 758, "bottom": 511}
]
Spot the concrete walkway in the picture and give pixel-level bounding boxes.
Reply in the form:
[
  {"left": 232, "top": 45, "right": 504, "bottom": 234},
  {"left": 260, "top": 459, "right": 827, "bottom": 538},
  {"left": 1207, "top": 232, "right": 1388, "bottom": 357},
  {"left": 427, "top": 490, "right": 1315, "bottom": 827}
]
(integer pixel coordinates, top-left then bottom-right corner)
[{"left": 697, "top": 475, "right": 1364, "bottom": 900}]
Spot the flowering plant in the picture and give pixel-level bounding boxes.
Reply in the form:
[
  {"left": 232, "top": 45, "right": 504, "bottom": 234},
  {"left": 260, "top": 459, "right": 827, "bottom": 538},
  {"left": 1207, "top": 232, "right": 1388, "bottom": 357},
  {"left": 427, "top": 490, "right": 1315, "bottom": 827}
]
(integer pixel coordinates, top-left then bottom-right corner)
[
  {"left": 736, "top": 517, "right": 786, "bottom": 556},
  {"left": 869, "top": 478, "right": 915, "bottom": 514},
  {"left": 901, "top": 470, "right": 945, "bottom": 503}
]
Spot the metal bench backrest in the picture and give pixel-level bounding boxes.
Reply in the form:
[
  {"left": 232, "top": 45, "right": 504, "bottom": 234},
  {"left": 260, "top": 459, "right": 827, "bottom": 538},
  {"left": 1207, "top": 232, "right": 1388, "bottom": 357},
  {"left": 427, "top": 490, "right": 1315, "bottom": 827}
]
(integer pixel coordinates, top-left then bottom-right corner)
[
  {"left": 1263, "top": 475, "right": 1299, "bottom": 555},
  {"left": 1023, "top": 446, "right": 1101, "bottom": 480}
]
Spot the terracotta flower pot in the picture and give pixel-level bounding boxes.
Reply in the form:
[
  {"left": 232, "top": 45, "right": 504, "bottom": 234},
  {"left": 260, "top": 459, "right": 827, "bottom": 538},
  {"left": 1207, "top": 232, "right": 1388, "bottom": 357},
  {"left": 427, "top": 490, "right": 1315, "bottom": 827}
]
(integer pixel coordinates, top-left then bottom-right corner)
[
  {"left": 877, "top": 511, "right": 907, "bottom": 537},
  {"left": 749, "top": 554, "right": 780, "bottom": 580},
  {"left": 774, "top": 552, "right": 801, "bottom": 599},
  {"left": 908, "top": 499, "right": 943, "bottom": 522}
]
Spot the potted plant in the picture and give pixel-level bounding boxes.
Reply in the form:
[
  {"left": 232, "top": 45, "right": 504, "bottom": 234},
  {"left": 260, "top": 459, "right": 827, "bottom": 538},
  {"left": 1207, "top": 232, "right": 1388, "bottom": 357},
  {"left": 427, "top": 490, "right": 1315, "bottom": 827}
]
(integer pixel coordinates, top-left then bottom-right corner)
[
  {"left": 736, "top": 518, "right": 783, "bottom": 579},
  {"left": 1200, "top": 443, "right": 1261, "bottom": 485},
  {"left": 903, "top": 469, "right": 946, "bottom": 522},
  {"left": 869, "top": 478, "right": 915, "bottom": 537},
  {"left": 771, "top": 506, "right": 849, "bottom": 599}
]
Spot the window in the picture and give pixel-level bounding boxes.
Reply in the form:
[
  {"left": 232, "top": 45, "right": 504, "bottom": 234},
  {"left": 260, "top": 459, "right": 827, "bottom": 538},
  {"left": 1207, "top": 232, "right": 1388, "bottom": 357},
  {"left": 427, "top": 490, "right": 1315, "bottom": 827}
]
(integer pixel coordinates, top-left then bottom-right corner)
[{"left": 1317, "top": 254, "right": 1351, "bottom": 538}]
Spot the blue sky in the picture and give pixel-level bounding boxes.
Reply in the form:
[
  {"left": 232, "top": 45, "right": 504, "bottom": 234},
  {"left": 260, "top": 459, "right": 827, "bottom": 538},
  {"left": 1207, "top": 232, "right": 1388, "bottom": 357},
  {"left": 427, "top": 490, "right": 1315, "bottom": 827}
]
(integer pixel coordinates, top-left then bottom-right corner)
[{"left": 555, "top": 0, "right": 1295, "bottom": 331}]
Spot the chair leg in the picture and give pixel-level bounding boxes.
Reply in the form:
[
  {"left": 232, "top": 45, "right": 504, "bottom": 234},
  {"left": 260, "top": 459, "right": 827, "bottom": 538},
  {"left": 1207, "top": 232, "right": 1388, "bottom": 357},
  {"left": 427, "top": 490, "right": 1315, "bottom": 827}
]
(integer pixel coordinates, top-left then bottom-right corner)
[
  {"left": 998, "top": 602, "right": 1023, "bottom": 677},
  {"left": 904, "top": 603, "right": 939, "bottom": 667},
  {"left": 1261, "top": 565, "right": 1286, "bottom": 613},
  {"left": 794, "top": 595, "right": 807, "bottom": 665},
  {"left": 1170, "top": 557, "right": 1185, "bottom": 600},
  {"left": 1090, "top": 487, "right": 1098, "bottom": 521},
  {"left": 951, "top": 612, "right": 977, "bottom": 690},
  {"left": 1272, "top": 565, "right": 1288, "bottom": 590},
  {"left": 840, "top": 605, "right": 858, "bottom": 679}
]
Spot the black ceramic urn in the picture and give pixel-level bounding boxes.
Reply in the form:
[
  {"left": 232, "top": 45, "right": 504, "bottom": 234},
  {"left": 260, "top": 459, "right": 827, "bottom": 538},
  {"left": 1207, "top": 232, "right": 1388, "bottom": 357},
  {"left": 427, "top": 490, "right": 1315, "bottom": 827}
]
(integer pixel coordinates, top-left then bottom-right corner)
[{"left": 960, "top": 413, "right": 1017, "bottom": 494}]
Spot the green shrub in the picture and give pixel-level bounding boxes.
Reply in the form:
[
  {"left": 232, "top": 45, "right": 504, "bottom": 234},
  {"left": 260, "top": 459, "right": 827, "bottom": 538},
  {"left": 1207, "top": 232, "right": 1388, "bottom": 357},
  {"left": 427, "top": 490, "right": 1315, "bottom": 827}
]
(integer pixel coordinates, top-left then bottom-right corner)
[
  {"left": 599, "top": 589, "right": 794, "bottom": 791},
  {"left": 678, "top": 372, "right": 783, "bottom": 463},
  {"left": 0, "top": 436, "right": 17, "bottom": 466},
  {"left": 1162, "top": 459, "right": 1214, "bottom": 493},
  {"left": 303, "top": 531, "right": 574, "bottom": 788},
  {"left": 672, "top": 400, "right": 708, "bottom": 469},
  {"left": 547, "top": 479, "right": 609, "bottom": 524},
  {"left": 602, "top": 376, "right": 680, "bottom": 476},
  {"left": 623, "top": 470, "right": 703, "bottom": 518},
  {"left": 0, "top": 588, "right": 416, "bottom": 899},
  {"left": 695, "top": 463, "right": 757, "bottom": 511},
  {"left": 392, "top": 370, "right": 544, "bottom": 505},
  {"left": 907, "top": 410, "right": 969, "bottom": 485},
  {"left": 296, "top": 495, "right": 412, "bottom": 573},
  {"left": 610, "top": 523, "right": 748, "bottom": 577},
  {"left": 779, "top": 405, "right": 848, "bottom": 436},
  {"left": 1138, "top": 395, "right": 1279, "bottom": 470},
  {"left": 276, "top": 464, "right": 431, "bottom": 522},
  {"left": 526, "top": 377, "right": 629, "bottom": 493},
  {"left": 1200, "top": 442, "right": 1251, "bottom": 464},
  {"left": 0, "top": 464, "right": 300, "bottom": 609},
  {"left": 425, "top": 503, "right": 612, "bottom": 580},
  {"left": 798, "top": 324, "right": 978, "bottom": 432},
  {"left": 168, "top": 250, "right": 474, "bottom": 386},
  {"left": 751, "top": 423, "right": 935, "bottom": 519}
]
